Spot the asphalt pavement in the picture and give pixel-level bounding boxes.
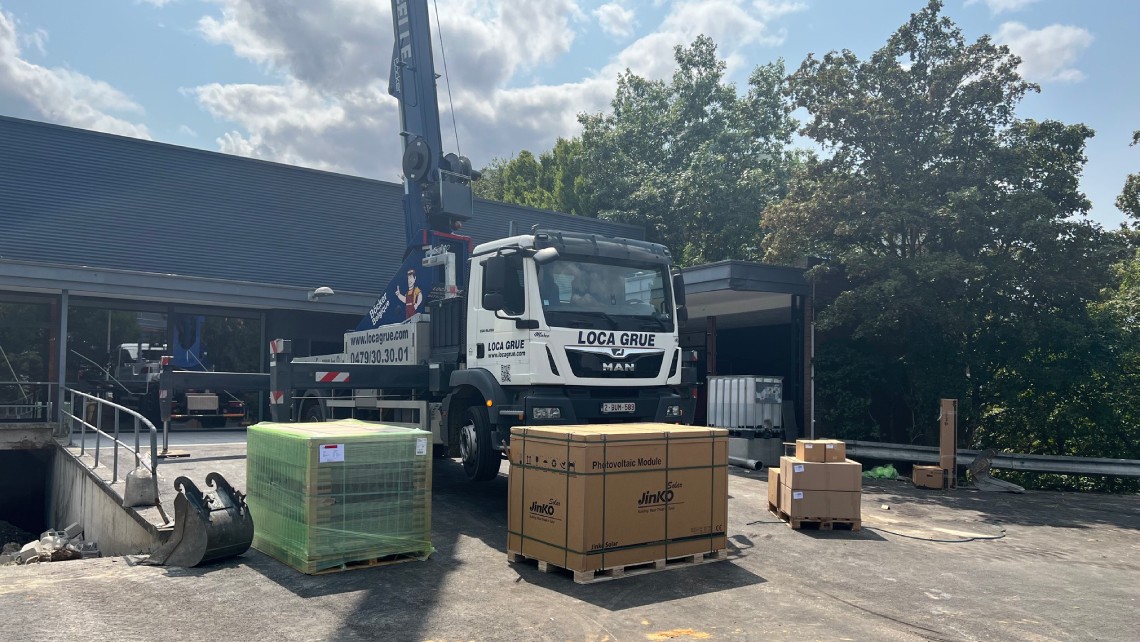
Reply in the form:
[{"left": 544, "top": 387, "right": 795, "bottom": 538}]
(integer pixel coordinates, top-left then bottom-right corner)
[{"left": 3, "top": 431, "right": 1137, "bottom": 642}]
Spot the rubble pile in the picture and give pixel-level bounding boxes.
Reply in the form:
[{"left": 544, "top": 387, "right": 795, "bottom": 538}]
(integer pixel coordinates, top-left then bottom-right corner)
[{"left": 0, "top": 521, "right": 100, "bottom": 566}]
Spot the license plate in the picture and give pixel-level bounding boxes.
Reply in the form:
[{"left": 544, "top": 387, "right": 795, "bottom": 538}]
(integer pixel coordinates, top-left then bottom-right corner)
[{"left": 601, "top": 402, "right": 636, "bottom": 413}]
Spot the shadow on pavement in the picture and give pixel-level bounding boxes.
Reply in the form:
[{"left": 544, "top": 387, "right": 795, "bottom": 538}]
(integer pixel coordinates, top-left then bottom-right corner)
[
  {"left": 508, "top": 554, "right": 766, "bottom": 611},
  {"left": 866, "top": 479, "right": 1140, "bottom": 531}
]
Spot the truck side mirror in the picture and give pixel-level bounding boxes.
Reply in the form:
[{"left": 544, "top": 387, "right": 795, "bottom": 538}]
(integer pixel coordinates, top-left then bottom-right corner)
[
  {"left": 533, "top": 247, "right": 559, "bottom": 265},
  {"left": 482, "top": 292, "right": 504, "bottom": 311},
  {"left": 483, "top": 255, "right": 507, "bottom": 293},
  {"left": 672, "top": 272, "right": 687, "bottom": 307}
]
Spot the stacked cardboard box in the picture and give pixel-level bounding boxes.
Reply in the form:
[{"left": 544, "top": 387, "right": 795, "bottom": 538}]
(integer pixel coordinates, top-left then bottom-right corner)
[
  {"left": 246, "top": 420, "right": 434, "bottom": 574},
  {"left": 769, "top": 439, "right": 862, "bottom": 526},
  {"left": 507, "top": 424, "right": 728, "bottom": 577}
]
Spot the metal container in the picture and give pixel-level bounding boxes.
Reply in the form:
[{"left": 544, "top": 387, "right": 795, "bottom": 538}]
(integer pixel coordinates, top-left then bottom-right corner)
[{"left": 706, "top": 375, "right": 783, "bottom": 435}]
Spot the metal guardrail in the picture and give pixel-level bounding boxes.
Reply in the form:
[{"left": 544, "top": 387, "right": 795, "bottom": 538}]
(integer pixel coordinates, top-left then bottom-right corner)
[
  {"left": 62, "top": 388, "right": 159, "bottom": 492},
  {"left": 0, "top": 380, "right": 54, "bottom": 423},
  {"left": 844, "top": 440, "right": 1140, "bottom": 478}
]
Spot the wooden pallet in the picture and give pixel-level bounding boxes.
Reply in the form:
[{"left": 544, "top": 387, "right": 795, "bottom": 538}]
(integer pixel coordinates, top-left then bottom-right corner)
[
  {"left": 771, "top": 508, "right": 861, "bottom": 531},
  {"left": 308, "top": 550, "right": 432, "bottom": 575},
  {"left": 508, "top": 549, "right": 728, "bottom": 585}
]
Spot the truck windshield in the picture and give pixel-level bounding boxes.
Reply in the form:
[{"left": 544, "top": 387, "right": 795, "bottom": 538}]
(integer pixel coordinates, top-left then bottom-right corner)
[{"left": 537, "top": 258, "right": 674, "bottom": 332}]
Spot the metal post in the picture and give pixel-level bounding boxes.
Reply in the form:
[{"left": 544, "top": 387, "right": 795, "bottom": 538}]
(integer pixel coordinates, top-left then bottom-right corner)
[
  {"left": 150, "top": 427, "right": 160, "bottom": 503},
  {"left": 810, "top": 282, "right": 816, "bottom": 440},
  {"left": 112, "top": 407, "right": 120, "bottom": 482},
  {"left": 56, "top": 290, "right": 68, "bottom": 426},
  {"left": 269, "top": 339, "right": 294, "bottom": 422},
  {"left": 78, "top": 391, "right": 86, "bottom": 455},
  {"left": 94, "top": 395, "right": 102, "bottom": 469},
  {"left": 134, "top": 416, "right": 141, "bottom": 466}
]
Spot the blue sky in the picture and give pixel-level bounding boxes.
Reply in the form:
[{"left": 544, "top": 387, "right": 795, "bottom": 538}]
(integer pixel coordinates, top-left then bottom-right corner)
[{"left": 0, "top": 0, "right": 1135, "bottom": 229}]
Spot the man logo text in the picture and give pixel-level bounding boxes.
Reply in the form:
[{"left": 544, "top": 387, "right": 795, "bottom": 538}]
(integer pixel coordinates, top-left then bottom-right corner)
[{"left": 602, "top": 362, "right": 635, "bottom": 372}]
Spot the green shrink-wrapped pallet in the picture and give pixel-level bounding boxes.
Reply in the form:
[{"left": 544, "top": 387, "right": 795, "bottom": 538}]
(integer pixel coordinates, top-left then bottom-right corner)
[{"left": 246, "top": 419, "right": 433, "bottom": 574}]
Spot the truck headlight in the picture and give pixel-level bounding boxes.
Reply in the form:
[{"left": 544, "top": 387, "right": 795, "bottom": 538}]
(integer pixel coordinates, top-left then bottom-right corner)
[
  {"left": 533, "top": 407, "right": 562, "bottom": 420},
  {"left": 665, "top": 405, "right": 682, "bottom": 418}
]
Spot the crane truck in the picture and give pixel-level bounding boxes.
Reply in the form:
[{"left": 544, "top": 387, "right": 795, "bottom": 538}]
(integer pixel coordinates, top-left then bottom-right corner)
[{"left": 161, "top": 0, "right": 696, "bottom": 480}]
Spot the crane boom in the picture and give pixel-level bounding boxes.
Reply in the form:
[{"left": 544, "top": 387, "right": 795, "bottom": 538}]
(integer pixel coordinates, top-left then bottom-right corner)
[{"left": 357, "top": 0, "right": 478, "bottom": 330}]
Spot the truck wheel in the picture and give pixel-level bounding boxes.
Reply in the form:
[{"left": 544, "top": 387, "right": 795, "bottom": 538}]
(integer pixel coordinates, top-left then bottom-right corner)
[
  {"left": 460, "top": 406, "right": 499, "bottom": 481},
  {"left": 302, "top": 403, "right": 324, "bottom": 422}
]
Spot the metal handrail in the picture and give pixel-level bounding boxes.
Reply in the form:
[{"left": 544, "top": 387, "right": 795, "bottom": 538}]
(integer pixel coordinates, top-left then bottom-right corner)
[
  {"left": 61, "top": 387, "right": 159, "bottom": 494},
  {"left": 0, "top": 380, "right": 54, "bottom": 423}
]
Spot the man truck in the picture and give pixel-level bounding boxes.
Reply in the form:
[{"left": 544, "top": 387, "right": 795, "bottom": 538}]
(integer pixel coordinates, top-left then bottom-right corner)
[{"left": 162, "top": 0, "right": 696, "bottom": 480}]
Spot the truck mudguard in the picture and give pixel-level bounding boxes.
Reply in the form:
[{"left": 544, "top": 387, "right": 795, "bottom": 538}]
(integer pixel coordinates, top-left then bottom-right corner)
[{"left": 448, "top": 368, "right": 510, "bottom": 411}]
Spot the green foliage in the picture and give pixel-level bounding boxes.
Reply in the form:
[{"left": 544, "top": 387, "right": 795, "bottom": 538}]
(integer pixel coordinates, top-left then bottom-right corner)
[
  {"left": 0, "top": 303, "right": 51, "bottom": 382},
  {"left": 474, "top": 139, "right": 590, "bottom": 216},
  {"left": 764, "top": 0, "right": 1130, "bottom": 480},
  {"left": 579, "top": 35, "right": 799, "bottom": 265},
  {"left": 1116, "top": 130, "right": 1140, "bottom": 224},
  {"left": 202, "top": 316, "right": 261, "bottom": 373}
]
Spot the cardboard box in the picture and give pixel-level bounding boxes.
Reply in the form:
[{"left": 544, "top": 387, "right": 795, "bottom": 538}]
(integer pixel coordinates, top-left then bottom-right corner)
[
  {"left": 779, "top": 483, "right": 829, "bottom": 519},
  {"left": 820, "top": 439, "right": 847, "bottom": 463},
  {"left": 507, "top": 424, "right": 728, "bottom": 573},
  {"left": 827, "top": 459, "right": 863, "bottom": 492},
  {"left": 828, "top": 491, "right": 861, "bottom": 521},
  {"left": 780, "top": 456, "right": 829, "bottom": 490},
  {"left": 780, "top": 456, "right": 862, "bottom": 492},
  {"left": 795, "top": 439, "right": 827, "bottom": 463},
  {"left": 913, "top": 465, "right": 945, "bottom": 490},
  {"left": 939, "top": 399, "right": 957, "bottom": 488},
  {"left": 767, "top": 466, "right": 780, "bottom": 510},
  {"left": 780, "top": 486, "right": 861, "bottom": 521}
]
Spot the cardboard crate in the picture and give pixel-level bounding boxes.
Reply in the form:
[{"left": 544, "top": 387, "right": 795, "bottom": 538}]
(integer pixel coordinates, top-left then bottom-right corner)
[
  {"left": 246, "top": 420, "right": 433, "bottom": 574},
  {"left": 507, "top": 424, "right": 728, "bottom": 575},
  {"left": 913, "top": 465, "right": 946, "bottom": 490}
]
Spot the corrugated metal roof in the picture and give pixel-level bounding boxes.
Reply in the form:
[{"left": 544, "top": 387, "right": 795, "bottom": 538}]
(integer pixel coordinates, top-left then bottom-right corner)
[{"left": 0, "top": 116, "right": 642, "bottom": 297}]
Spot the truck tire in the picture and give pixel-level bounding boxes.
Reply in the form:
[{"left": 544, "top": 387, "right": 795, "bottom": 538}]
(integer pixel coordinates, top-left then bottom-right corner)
[
  {"left": 460, "top": 406, "right": 499, "bottom": 482},
  {"left": 302, "top": 403, "right": 324, "bottom": 423}
]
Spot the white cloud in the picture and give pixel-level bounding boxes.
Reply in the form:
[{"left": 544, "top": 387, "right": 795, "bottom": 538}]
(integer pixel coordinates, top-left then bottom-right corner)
[
  {"left": 752, "top": 0, "right": 807, "bottom": 19},
  {"left": 186, "top": 0, "right": 793, "bottom": 180},
  {"left": 606, "top": 0, "right": 791, "bottom": 81},
  {"left": 965, "top": 0, "right": 1039, "bottom": 14},
  {"left": 996, "top": 22, "right": 1093, "bottom": 83},
  {"left": 178, "top": 124, "right": 198, "bottom": 137},
  {"left": 17, "top": 26, "right": 46, "bottom": 55},
  {"left": 0, "top": 10, "right": 151, "bottom": 138},
  {"left": 137, "top": 0, "right": 177, "bottom": 7},
  {"left": 594, "top": 2, "right": 635, "bottom": 39}
]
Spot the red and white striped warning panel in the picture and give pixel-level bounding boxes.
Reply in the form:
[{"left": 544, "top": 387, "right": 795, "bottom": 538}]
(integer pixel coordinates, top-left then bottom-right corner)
[
  {"left": 316, "top": 371, "right": 350, "bottom": 383},
  {"left": 270, "top": 391, "right": 284, "bottom": 405},
  {"left": 269, "top": 339, "right": 286, "bottom": 354}
]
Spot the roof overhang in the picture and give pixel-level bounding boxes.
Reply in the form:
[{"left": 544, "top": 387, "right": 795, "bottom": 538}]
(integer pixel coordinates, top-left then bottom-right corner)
[
  {"left": 682, "top": 261, "right": 808, "bottom": 329},
  {"left": 0, "top": 259, "right": 376, "bottom": 316}
]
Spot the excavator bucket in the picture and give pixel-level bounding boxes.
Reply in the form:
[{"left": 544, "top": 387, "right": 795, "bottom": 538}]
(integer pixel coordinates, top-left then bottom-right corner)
[{"left": 145, "top": 472, "right": 254, "bottom": 567}]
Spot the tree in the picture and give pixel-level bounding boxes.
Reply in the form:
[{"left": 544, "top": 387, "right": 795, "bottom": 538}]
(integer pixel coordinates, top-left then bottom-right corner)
[
  {"left": 763, "top": 0, "right": 1124, "bottom": 455},
  {"left": 474, "top": 138, "right": 591, "bottom": 216},
  {"left": 1116, "top": 130, "right": 1140, "bottom": 225},
  {"left": 580, "top": 35, "right": 798, "bottom": 265}
]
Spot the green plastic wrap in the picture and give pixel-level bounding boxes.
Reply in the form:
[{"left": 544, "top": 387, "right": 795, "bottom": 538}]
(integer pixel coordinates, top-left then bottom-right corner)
[{"left": 246, "top": 419, "right": 433, "bottom": 574}]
